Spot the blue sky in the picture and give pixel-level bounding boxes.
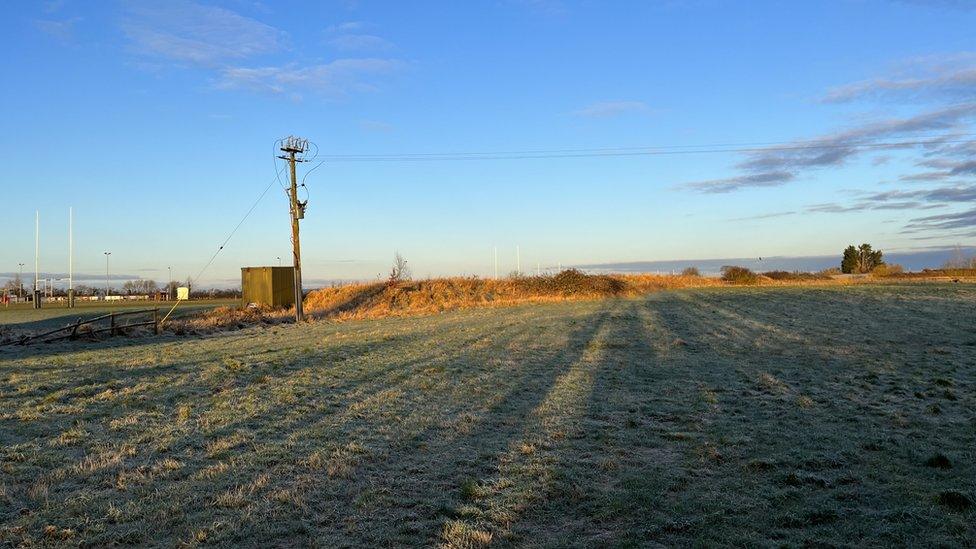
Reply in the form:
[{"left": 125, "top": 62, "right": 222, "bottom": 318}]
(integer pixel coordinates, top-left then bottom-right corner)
[{"left": 2, "top": 0, "right": 975, "bottom": 286}]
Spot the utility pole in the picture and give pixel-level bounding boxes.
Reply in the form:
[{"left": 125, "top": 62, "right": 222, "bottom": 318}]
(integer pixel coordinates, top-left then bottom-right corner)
[
  {"left": 167, "top": 266, "right": 172, "bottom": 299},
  {"left": 18, "top": 263, "right": 24, "bottom": 300},
  {"left": 104, "top": 251, "right": 111, "bottom": 300},
  {"left": 279, "top": 136, "right": 308, "bottom": 322}
]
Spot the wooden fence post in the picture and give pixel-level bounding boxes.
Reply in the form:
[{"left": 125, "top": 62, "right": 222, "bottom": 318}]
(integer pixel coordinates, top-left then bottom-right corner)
[
  {"left": 154, "top": 308, "right": 160, "bottom": 335},
  {"left": 110, "top": 313, "right": 116, "bottom": 336}
]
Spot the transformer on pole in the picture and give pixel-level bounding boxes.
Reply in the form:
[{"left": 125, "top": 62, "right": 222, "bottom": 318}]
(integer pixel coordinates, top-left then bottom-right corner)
[{"left": 278, "top": 136, "right": 309, "bottom": 322}]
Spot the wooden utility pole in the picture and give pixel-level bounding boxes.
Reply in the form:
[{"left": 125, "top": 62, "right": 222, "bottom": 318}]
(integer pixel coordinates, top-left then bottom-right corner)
[{"left": 280, "top": 136, "right": 308, "bottom": 322}]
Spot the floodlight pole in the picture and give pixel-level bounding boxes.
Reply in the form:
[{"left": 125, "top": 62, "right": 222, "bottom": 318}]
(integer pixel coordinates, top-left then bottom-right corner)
[
  {"left": 104, "top": 251, "right": 111, "bottom": 300},
  {"left": 34, "top": 211, "right": 40, "bottom": 309},
  {"left": 68, "top": 207, "right": 74, "bottom": 308},
  {"left": 280, "top": 137, "right": 306, "bottom": 322},
  {"left": 493, "top": 246, "right": 498, "bottom": 279}
]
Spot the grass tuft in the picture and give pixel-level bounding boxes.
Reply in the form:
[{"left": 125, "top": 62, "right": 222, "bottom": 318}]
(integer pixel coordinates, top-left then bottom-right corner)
[
  {"left": 936, "top": 490, "right": 972, "bottom": 511},
  {"left": 924, "top": 453, "right": 953, "bottom": 470}
]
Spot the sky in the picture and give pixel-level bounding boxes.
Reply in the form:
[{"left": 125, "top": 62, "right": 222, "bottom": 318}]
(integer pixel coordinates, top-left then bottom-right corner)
[{"left": 1, "top": 0, "right": 975, "bottom": 287}]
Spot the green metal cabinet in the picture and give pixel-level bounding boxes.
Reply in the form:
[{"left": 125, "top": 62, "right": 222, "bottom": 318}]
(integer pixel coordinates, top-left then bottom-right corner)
[{"left": 241, "top": 266, "right": 295, "bottom": 308}]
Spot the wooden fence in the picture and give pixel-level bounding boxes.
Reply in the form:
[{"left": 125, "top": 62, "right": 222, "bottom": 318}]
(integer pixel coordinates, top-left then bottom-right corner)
[{"left": 1, "top": 308, "right": 161, "bottom": 347}]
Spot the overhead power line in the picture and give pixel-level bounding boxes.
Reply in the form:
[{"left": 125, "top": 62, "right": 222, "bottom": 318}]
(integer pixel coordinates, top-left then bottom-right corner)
[
  {"left": 190, "top": 165, "right": 287, "bottom": 286},
  {"left": 312, "top": 135, "right": 976, "bottom": 162}
]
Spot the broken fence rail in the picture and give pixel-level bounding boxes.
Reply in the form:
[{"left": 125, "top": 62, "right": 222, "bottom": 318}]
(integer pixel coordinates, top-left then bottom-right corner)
[{"left": 0, "top": 308, "right": 161, "bottom": 347}]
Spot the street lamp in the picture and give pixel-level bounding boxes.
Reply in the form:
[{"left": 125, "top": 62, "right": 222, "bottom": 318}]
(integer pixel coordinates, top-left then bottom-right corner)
[
  {"left": 104, "top": 252, "right": 111, "bottom": 299},
  {"left": 17, "top": 263, "right": 24, "bottom": 299},
  {"left": 277, "top": 256, "right": 281, "bottom": 266}
]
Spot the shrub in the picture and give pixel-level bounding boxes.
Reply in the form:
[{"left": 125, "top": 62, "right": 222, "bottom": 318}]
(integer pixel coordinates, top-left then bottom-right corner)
[
  {"left": 528, "top": 269, "right": 627, "bottom": 295},
  {"left": 681, "top": 267, "right": 701, "bottom": 277},
  {"left": 762, "top": 270, "right": 794, "bottom": 280},
  {"left": 872, "top": 263, "right": 904, "bottom": 277},
  {"left": 818, "top": 267, "right": 841, "bottom": 277},
  {"left": 762, "top": 270, "right": 832, "bottom": 281},
  {"left": 721, "top": 265, "right": 759, "bottom": 284}
]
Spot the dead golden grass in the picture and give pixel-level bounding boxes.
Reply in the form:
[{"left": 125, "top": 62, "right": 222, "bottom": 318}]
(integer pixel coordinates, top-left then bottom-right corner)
[
  {"left": 303, "top": 272, "right": 722, "bottom": 322},
  {"left": 299, "top": 269, "right": 940, "bottom": 323}
]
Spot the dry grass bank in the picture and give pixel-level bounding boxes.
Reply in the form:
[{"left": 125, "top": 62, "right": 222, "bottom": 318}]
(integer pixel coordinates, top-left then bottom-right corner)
[
  {"left": 303, "top": 271, "right": 721, "bottom": 321},
  {"left": 293, "top": 267, "right": 975, "bottom": 323},
  {"left": 3, "top": 270, "right": 966, "bottom": 340}
]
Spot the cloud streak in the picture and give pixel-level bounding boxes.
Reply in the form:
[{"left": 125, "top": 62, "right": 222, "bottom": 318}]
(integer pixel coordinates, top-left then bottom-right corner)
[
  {"left": 681, "top": 50, "right": 976, "bottom": 196},
  {"left": 572, "top": 101, "right": 651, "bottom": 118},
  {"left": 728, "top": 210, "right": 796, "bottom": 221},
  {"left": 823, "top": 66, "right": 976, "bottom": 103},
  {"left": 120, "top": 3, "right": 401, "bottom": 99},
  {"left": 34, "top": 17, "right": 80, "bottom": 43},
  {"left": 216, "top": 58, "right": 401, "bottom": 97},
  {"left": 683, "top": 171, "right": 795, "bottom": 194},
  {"left": 122, "top": 1, "right": 285, "bottom": 65},
  {"left": 330, "top": 34, "right": 394, "bottom": 51},
  {"left": 680, "top": 102, "right": 976, "bottom": 193}
]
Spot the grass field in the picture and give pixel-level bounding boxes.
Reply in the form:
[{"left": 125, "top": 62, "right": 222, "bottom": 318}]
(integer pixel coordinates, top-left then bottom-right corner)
[
  {"left": 0, "top": 299, "right": 239, "bottom": 336},
  {"left": 1, "top": 285, "right": 973, "bottom": 546}
]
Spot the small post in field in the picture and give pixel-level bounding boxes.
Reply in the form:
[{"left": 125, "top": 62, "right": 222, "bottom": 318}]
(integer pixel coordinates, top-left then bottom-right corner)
[{"left": 153, "top": 308, "right": 160, "bottom": 335}]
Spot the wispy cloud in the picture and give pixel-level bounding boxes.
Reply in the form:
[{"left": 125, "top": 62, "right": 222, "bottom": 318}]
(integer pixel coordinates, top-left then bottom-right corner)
[
  {"left": 906, "top": 208, "right": 976, "bottom": 231},
  {"left": 728, "top": 210, "right": 796, "bottom": 221},
  {"left": 359, "top": 120, "right": 394, "bottom": 132},
  {"left": 807, "top": 184, "right": 975, "bottom": 218},
  {"left": 326, "top": 21, "right": 394, "bottom": 52},
  {"left": 823, "top": 54, "right": 976, "bottom": 103},
  {"left": 34, "top": 17, "right": 80, "bottom": 43},
  {"left": 680, "top": 102, "right": 976, "bottom": 193},
  {"left": 216, "top": 58, "right": 401, "bottom": 97},
  {"left": 329, "top": 33, "right": 394, "bottom": 51},
  {"left": 737, "top": 104, "right": 976, "bottom": 172},
  {"left": 43, "top": 0, "right": 65, "bottom": 13},
  {"left": 326, "top": 21, "right": 365, "bottom": 33},
  {"left": 572, "top": 100, "right": 651, "bottom": 118},
  {"left": 681, "top": 50, "right": 976, "bottom": 196},
  {"left": 683, "top": 171, "right": 795, "bottom": 194},
  {"left": 119, "top": 3, "right": 402, "bottom": 99},
  {"left": 122, "top": 1, "right": 285, "bottom": 65}
]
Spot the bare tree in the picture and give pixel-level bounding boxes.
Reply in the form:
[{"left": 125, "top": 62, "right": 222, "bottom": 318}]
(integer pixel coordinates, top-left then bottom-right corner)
[
  {"left": 137, "top": 279, "right": 158, "bottom": 294},
  {"left": 388, "top": 252, "right": 411, "bottom": 286},
  {"left": 3, "top": 274, "right": 22, "bottom": 295}
]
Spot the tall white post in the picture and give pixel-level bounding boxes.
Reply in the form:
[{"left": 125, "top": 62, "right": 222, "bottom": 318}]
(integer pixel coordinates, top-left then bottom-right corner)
[
  {"left": 69, "top": 207, "right": 73, "bottom": 290},
  {"left": 493, "top": 246, "right": 498, "bottom": 279},
  {"left": 68, "top": 207, "right": 74, "bottom": 307},
  {"left": 34, "top": 211, "right": 39, "bottom": 291}
]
